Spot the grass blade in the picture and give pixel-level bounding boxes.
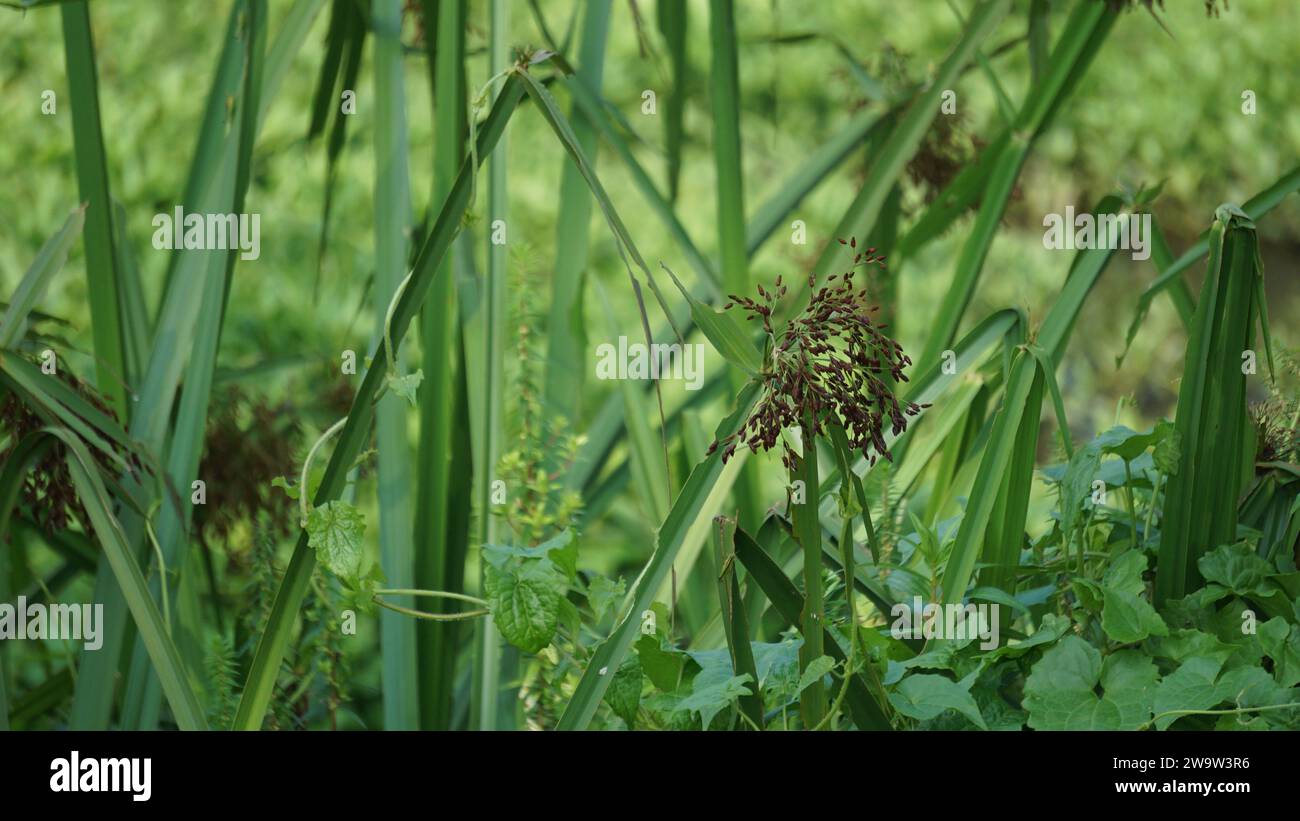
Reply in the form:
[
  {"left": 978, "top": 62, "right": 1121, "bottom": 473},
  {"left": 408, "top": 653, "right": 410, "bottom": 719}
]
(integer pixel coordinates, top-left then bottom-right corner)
[
  {"left": 817, "top": 0, "right": 1008, "bottom": 282},
  {"left": 467, "top": 0, "right": 512, "bottom": 733},
  {"left": 937, "top": 349, "right": 1040, "bottom": 605},
  {"left": 232, "top": 74, "right": 525, "bottom": 730},
  {"left": 0, "top": 204, "right": 85, "bottom": 349},
  {"left": 60, "top": 0, "right": 127, "bottom": 420},
  {"left": 1154, "top": 207, "right": 1271, "bottom": 604},
  {"left": 732, "top": 523, "right": 891, "bottom": 729},
  {"left": 543, "top": 0, "right": 612, "bottom": 419},
  {"left": 415, "top": 0, "right": 467, "bottom": 731},
  {"left": 708, "top": 0, "right": 763, "bottom": 532},
  {"left": 917, "top": 0, "right": 1115, "bottom": 371},
  {"left": 712, "top": 515, "right": 763, "bottom": 729},
  {"left": 120, "top": 0, "right": 268, "bottom": 730},
  {"left": 656, "top": 0, "right": 687, "bottom": 203},
  {"left": 372, "top": 0, "right": 419, "bottom": 730},
  {"left": 47, "top": 429, "right": 207, "bottom": 729},
  {"left": 556, "top": 383, "right": 761, "bottom": 729},
  {"left": 1118, "top": 165, "right": 1300, "bottom": 366},
  {"left": 937, "top": 197, "right": 1127, "bottom": 604}
]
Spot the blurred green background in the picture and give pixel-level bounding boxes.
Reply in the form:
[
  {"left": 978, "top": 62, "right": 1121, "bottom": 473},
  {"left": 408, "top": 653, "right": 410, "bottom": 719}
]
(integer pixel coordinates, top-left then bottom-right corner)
[
  {"left": 3, "top": 0, "right": 1297, "bottom": 726},
  {"left": 6, "top": 1, "right": 1297, "bottom": 425}
]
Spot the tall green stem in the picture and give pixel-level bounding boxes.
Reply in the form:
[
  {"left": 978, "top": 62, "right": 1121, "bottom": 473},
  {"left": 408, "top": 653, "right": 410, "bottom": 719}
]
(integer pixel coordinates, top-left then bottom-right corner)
[{"left": 794, "top": 416, "right": 826, "bottom": 726}]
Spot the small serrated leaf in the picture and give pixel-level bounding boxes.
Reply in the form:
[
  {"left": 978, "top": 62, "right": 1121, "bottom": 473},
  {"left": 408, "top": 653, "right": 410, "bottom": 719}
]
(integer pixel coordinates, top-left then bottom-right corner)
[
  {"left": 306, "top": 501, "right": 365, "bottom": 581},
  {"left": 486, "top": 559, "right": 564, "bottom": 654}
]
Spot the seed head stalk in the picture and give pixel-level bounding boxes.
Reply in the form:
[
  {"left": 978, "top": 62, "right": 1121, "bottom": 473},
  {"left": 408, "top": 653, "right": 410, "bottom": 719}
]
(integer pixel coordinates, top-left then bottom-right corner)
[{"left": 705, "top": 238, "right": 925, "bottom": 728}]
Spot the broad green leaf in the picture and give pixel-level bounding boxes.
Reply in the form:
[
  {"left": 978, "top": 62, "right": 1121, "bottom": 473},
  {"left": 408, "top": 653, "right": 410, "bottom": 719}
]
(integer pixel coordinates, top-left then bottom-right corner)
[
  {"left": 485, "top": 559, "right": 564, "bottom": 655},
  {"left": 1057, "top": 439, "right": 1103, "bottom": 537},
  {"left": 796, "top": 655, "right": 836, "bottom": 695},
  {"left": 1152, "top": 656, "right": 1225, "bottom": 730},
  {"left": 604, "top": 655, "right": 642, "bottom": 728},
  {"left": 1197, "top": 543, "right": 1277, "bottom": 598},
  {"left": 483, "top": 529, "right": 577, "bottom": 577},
  {"left": 1258, "top": 618, "right": 1300, "bottom": 688},
  {"left": 1220, "top": 665, "right": 1300, "bottom": 727},
  {"left": 1094, "top": 425, "right": 1158, "bottom": 462},
  {"left": 1023, "top": 636, "right": 1150, "bottom": 730},
  {"left": 635, "top": 634, "right": 686, "bottom": 692},
  {"left": 674, "top": 673, "right": 753, "bottom": 730},
  {"left": 1099, "top": 651, "right": 1159, "bottom": 729},
  {"left": 1102, "top": 550, "right": 1148, "bottom": 597},
  {"left": 1101, "top": 588, "right": 1168, "bottom": 644},
  {"left": 985, "top": 613, "right": 1072, "bottom": 663},
  {"left": 1145, "top": 629, "right": 1236, "bottom": 666},
  {"left": 888, "top": 674, "right": 987, "bottom": 729}
]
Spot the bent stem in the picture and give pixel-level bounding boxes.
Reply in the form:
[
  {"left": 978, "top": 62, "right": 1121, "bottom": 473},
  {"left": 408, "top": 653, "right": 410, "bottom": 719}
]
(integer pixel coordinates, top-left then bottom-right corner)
[
  {"left": 794, "top": 412, "right": 826, "bottom": 726},
  {"left": 143, "top": 510, "right": 171, "bottom": 637},
  {"left": 373, "top": 588, "right": 490, "bottom": 621},
  {"left": 300, "top": 416, "right": 348, "bottom": 526},
  {"left": 1140, "top": 702, "right": 1300, "bottom": 730},
  {"left": 1143, "top": 472, "right": 1162, "bottom": 551}
]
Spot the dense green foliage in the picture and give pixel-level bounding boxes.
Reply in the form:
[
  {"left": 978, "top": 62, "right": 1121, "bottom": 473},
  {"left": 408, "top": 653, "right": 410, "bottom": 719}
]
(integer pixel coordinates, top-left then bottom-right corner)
[{"left": 1, "top": 0, "right": 1298, "bottom": 731}]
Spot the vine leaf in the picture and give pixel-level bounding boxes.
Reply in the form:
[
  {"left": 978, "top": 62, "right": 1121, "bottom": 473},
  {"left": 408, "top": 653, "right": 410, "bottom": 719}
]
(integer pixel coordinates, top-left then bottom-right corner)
[
  {"left": 385, "top": 368, "right": 424, "bottom": 407},
  {"left": 305, "top": 500, "right": 365, "bottom": 581},
  {"left": 484, "top": 556, "right": 565, "bottom": 654},
  {"left": 604, "top": 656, "right": 643, "bottom": 729}
]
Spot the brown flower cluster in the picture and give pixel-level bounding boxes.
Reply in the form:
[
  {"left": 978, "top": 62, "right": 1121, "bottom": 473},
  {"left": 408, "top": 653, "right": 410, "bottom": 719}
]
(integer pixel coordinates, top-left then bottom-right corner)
[
  {"left": 708, "top": 238, "right": 926, "bottom": 471},
  {"left": 196, "top": 386, "right": 304, "bottom": 543},
  {"left": 0, "top": 369, "right": 127, "bottom": 536}
]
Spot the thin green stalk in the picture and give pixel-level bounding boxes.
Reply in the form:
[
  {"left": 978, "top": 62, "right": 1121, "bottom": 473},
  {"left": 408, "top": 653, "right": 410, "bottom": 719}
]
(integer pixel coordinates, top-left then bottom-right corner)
[
  {"left": 732, "top": 522, "right": 891, "bottom": 729},
  {"left": 373, "top": 600, "right": 488, "bottom": 622},
  {"left": 1144, "top": 472, "right": 1163, "bottom": 551},
  {"left": 415, "top": 0, "right": 467, "bottom": 732},
  {"left": 60, "top": 0, "right": 128, "bottom": 420},
  {"left": 712, "top": 515, "right": 763, "bottom": 729},
  {"left": 1123, "top": 459, "right": 1140, "bottom": 545},
  {"left": 469, "top": 0, "right": 511, "bottom": 733},
  {"left": 793, "top": 415, "right": 826, "bottom": 726},
  {"left": 709, "top": 0, "right": 763, "bottom": 533}
]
